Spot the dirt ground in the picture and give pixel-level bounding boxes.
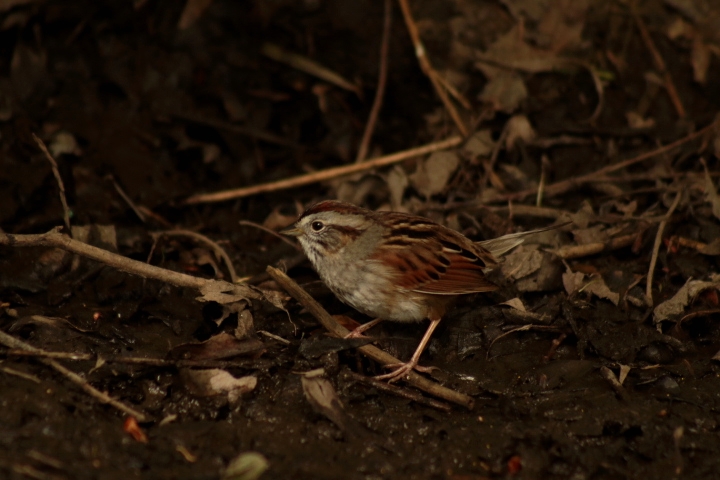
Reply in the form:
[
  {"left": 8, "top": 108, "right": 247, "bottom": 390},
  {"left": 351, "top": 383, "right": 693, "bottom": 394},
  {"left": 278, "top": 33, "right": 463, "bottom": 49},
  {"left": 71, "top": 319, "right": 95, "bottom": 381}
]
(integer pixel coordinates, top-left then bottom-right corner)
[{"left": 2, "top": 0, "right": 720, "bottom": 478}]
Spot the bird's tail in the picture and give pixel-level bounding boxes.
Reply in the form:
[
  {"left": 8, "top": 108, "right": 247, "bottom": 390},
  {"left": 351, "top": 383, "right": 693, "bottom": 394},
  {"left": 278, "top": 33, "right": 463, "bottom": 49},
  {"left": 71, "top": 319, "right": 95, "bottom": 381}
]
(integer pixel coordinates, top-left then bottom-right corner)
[{"left": 477, "top": 221, "right": 571, "bottom": 258}]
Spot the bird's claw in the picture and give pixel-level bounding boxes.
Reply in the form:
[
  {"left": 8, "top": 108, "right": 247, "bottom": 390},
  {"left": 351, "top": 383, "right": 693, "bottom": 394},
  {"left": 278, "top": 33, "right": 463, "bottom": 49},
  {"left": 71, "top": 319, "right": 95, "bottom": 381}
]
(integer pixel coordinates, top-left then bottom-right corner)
[{"left": 374, "top": 361, "right": 437, "bottom": 383}]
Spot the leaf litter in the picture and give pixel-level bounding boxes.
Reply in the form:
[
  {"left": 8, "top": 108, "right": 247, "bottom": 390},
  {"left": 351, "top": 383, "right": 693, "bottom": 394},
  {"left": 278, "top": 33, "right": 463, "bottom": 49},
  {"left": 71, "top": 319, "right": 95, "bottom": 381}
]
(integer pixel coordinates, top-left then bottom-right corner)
[{"left": 1, "top": 0, "right": 720, "bottom": 478}]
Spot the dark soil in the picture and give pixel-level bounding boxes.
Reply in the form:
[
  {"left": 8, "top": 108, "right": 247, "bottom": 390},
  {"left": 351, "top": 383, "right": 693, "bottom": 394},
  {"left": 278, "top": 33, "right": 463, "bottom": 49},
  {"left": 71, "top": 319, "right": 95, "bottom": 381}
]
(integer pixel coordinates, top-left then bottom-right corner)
[{"left": 2, "top": 1, "right": 720, "bottom": 479}]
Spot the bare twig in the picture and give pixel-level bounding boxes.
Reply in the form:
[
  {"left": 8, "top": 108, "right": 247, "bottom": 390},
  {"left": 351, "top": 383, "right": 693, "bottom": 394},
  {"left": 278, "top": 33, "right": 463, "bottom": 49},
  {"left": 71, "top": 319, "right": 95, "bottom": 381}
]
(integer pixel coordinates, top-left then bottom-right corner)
[
  {"left": 484, "top": 121, "right": 510, "bottom": 190},
  {"left": 487, "top": 325, "right": 560, "bottom": 359},
  {"left": 106, "top": 174, "right": 146, "bottom": 223},
  {"left": 171, "top": 112, "right": 300, "bottom": 148},
  {"left": 345, "top": 371, "right": 451, "bottom": 412},
  {"left": 184, "top": 136, "right": 463, "bottom": 205},
  {"left": 355, "top": 0, "right": 392, "bottom": 163},
  {"left": 634, "top": 13, "right": 686, "bottom": 118},
  {"left": 0, "top": 365, "right": 41, "bottom": 383},
  {"left": 646, "top": 192, "right": 683, "bottom": 306},
  {"left": 493, "top": 122, "right": 715, "bottom": 203},
  {"left": 536, "top": 155, "right": 548, "bottom": 207},
  {"left": 32, "top": 133, "right": 72, "bottom": 235},
  {"left": 0, "top": 228, "right": 260, "bottom": 300},
  {"left": 0, "top": 330, "right": 149, "bottom": 421},
  {"left": 152, "top": 229, "right": 239, "bottom": 283},
  {"left": 261, "top": 43, "right": 360, "bottom": 95},
  {"left": 4, "top": 349, "right": 269, "bottom": 369},
  {"left": 552, "top": 233, "right": 638, "bottom": 259},
  {"left": 396, "top": 0, "right": 468, "bottom": 136},
  {"left": 238, "top": 220, "right": 301, "bottom": 250},
  {"left": 266, "top": 266, "right": 474, "bottom": 409}
]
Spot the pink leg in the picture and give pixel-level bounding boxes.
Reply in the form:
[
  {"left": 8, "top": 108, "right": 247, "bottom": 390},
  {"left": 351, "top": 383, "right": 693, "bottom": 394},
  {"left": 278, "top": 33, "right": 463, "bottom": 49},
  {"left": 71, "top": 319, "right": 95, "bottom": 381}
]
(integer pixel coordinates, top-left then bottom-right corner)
[
  {"left": 345, "top": 318, "right": 384, "bottom": 339},
  {"left": 374, "top": 317, "right": 441, "bottom": 383}
]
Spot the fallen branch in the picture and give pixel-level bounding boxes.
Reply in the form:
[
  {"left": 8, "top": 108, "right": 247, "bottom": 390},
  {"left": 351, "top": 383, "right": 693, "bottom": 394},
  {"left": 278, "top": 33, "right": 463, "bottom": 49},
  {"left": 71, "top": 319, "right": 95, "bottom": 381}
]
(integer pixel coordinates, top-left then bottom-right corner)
[
  {"left": 266, "top": 266, "right": 474, "bottom": 409},
  {"left": 0, "top": 330, "right": 150, "bottom": 421},
  {"left": 552, "top": 233, "right": 639, "bottom": 259},
  {"left": 345, "top": 371, "right": 451, "bottom": 412},
  {"left": 397, "top": 0, "right": 468, "bottom": 136},
  {"left": 0, "top": 228, "right": 260, "bottom": 300},
  {"left": 151, "top": 229, "right": 239, "bottom": 284},
  {"left": 355, "top": 0, "right": 392, "bottom": 164},
  {"left": 33, "top": 133, "right": 72, "bottom": 235},
  {"left": 184, "top": 136, "right": 463, "bottom": 205},
  {"left": 4, "top": 349, "right": 270, "bottom": 370},
  {"left": 492, "top": 121, "right": 716, "bottom": 203},
  {"left": 634, "top": 12, "right": 686, "bottom": 118},
  {"left": 646, "top": 192, "right": 683, "bottom": 306}
]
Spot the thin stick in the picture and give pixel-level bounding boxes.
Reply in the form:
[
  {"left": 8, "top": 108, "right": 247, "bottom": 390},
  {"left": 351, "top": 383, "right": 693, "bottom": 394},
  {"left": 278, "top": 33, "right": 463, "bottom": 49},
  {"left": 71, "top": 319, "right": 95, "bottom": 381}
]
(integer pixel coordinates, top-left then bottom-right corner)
[
  {"left": 266, "top": 266, "right": 474, "bottom": 409},
  {"left": 355, "top": 0, "right": 392, "bottom": 163},
  {"left": 238, "top": 220, "right": 300, "bottom": 250},
  {"left": 0, "top": 330, "right": 149, "bottom": 421},
  {"left": 261, "top": 43, "right": 360, "bottom": 95},
  {"left": 171, "top": 112, "right": 301, "bottom": 148},
  {"left": 184, "top": 136, "right": 463, "bottom": 205},
  {"left": 32, "top": 133, "right": 72, "bottom": 235},
  {"left": 634, "top": 13, "right": 686, "bottom": 118},
  {"left": 484, "top": 121, "right": 509, "bottom": 190},
  {"left": 0, "top": 228, "right": 260, "bottom": 300},
  {"left": 552, "top": 233, "right": 638, "bottom": 259},
  {"left": 494, "top": 121, "right": 715, "bottom": 203},
  {"left": 152, "top": 229, "right": 239, "bottom": 283},
  {"left": 106, "top": 174, "right": 146, "bottom": 223},
  {"left": 345, "top": 372, "right": 451, "bottom": 412},
  {"left": 396, "top": 0, "right": 468, "bottom": 136},
  {"left": 646, "top": 192, "right": 683, "bottom": 306},
  {"left": 4, "top": 349, "right": 270, "bottom": 369}
]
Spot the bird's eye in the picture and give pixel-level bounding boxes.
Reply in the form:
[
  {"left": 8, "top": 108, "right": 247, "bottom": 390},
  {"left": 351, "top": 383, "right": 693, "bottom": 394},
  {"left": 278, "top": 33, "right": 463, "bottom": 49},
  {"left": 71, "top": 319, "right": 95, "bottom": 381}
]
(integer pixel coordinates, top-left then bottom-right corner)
[{"left": 311, "top": 221, "right": 324, "bottom": 232}]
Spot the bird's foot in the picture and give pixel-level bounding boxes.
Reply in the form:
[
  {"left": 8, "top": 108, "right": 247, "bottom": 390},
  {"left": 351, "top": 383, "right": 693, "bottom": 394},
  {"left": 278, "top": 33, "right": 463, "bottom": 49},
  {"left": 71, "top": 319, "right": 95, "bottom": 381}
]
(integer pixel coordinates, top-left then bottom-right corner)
[
  {"left": 374, "top": 361, "right": 438, "bottom": 383},
  {"left": 343, "top": 318, "right": 383, "bottom": 339}
]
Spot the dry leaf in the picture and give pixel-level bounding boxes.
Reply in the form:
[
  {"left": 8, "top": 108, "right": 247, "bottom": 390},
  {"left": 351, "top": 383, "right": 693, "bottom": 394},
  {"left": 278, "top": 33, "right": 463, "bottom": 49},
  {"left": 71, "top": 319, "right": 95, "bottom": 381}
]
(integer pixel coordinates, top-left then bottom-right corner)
[
  {"left": 222, "top": 452, "right": 269, "bottom": 480},
  {"left": 573, "top": 225, "right": 609, "bottom": 245},
  {"left": 500, "top": 297, "right": 527, "bottom": 312},
  {"left": 197, "top": 282, "right": 257, "bottom": 305},
  {"left": 262, "top": 207, "right": 298, "bottom": 231},
  {"left": 698, "top": 238, "right": 720, "bottom": 255},
  {"left": 478, "top": 71, "right": 527, "bottom": 113},
  {"left": 49, "top": 131, "right": 80, "bottom": 157},
  {"left": 170, "top": 332, "right": 264, "bottom": 361},
  {"left": 505, "top": 115, "right": 536, "bottom": 149},
  {"left": 563, "top": 268, "right": 619, "bottom": 305},
  {"left": 123, "top": 416, "right": 148, "bottom": 443},
  {"left": 501, "top": 245, "right": 545, "bottom": 280},
  {"left": 385, "top": 166, "right": 409, "bottom": 209},
  {"left": 463, "top": 130, "right": 495, "bottom": 158},
  {"left": 183, "top": 369, "right": 257, "bottom": 403},
  {"left": 570, "top": 202, "right": 595, "bottom": 229},
  {"left": 691, "top": 35, "right": 711, "bottom": 83},
  {"left": 653, "top": 277, "right": 720, "bottom": 324},
  {"left": 301, "top": 369, "right": 347, "bottom": 431},
  {"left": 409, "top": 151, "right": 459, "bottom": 198},
  {"left": 626, "top": 111, "right": 656, "bottom": 129}
]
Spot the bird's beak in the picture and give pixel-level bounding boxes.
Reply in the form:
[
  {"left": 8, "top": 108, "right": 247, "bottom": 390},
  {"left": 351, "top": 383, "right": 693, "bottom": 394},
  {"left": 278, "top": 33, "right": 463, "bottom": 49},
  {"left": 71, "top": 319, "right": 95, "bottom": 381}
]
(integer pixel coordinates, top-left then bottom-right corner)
[{"left": 280, "top": 225, "right": 302, "bottom": 237}]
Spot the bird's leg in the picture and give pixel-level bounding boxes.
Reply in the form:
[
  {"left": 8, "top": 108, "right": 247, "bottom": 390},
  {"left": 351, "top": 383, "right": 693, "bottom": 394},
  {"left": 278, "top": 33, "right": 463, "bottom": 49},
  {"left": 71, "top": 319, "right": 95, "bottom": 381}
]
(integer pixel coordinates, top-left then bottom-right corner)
[
  {"left": 374, "top": 317, "right": 441, "bottom": 382},
  {"left": 344, "top": 318, "right": 384, "bottom": 338}
]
